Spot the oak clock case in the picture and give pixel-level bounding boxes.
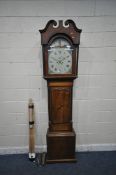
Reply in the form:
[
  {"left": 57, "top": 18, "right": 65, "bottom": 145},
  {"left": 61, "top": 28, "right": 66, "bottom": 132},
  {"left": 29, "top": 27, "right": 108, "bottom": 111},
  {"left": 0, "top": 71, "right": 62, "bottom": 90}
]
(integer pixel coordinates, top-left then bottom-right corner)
[{"left": 39, "top": 20, "right": 81, "bottom": 163}]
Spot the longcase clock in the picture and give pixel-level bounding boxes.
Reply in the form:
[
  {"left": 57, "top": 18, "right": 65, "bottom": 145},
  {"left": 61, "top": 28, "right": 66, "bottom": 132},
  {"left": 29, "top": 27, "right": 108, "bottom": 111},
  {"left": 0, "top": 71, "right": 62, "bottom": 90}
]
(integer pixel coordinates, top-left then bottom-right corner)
[{"left": 39, "top": 20, "right": 82, "bottom": 163}]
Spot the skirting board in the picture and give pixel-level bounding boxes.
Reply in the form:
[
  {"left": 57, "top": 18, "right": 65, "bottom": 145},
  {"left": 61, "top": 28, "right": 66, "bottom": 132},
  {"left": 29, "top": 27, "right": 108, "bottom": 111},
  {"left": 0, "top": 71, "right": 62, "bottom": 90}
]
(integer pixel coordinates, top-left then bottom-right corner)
[
  {"left": 0, "top": 144, "right": 116, "bottom": 155},
  {"left": 0, "top": 146, "right": 46, "bottom": 155},
  {"left": 76, "top": 144, "right": 116, "bottom": 152}
]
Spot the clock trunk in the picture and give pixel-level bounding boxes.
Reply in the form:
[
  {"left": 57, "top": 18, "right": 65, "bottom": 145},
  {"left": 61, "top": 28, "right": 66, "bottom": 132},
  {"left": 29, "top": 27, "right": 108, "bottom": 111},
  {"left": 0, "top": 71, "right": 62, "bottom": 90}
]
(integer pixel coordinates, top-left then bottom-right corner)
[{"left": 46, "top": 80, "right": 76, "bottom": 163}]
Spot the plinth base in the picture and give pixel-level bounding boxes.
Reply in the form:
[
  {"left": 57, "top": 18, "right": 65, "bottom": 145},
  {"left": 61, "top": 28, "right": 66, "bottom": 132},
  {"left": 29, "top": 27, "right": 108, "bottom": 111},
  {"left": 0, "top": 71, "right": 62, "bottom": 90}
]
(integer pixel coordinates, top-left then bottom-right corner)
[
  {"left": 46, "top": 158, "right": 77, "bottom": 163},
  {"left": 46, "top": 129, "right": 76, "bottom": 163}
]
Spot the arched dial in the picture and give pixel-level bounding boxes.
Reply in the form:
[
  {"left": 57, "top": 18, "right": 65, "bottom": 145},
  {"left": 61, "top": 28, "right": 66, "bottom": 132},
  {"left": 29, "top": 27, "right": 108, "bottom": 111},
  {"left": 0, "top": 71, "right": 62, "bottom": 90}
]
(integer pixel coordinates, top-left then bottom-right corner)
[{"left": 48, "top": 38, "right": 73, "bottom": 74}]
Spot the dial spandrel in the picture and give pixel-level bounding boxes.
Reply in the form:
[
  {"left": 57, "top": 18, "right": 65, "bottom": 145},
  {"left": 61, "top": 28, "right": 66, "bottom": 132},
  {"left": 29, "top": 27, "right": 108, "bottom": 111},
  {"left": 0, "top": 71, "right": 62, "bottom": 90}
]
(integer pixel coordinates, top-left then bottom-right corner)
[{"left": 48, "top": 38, "right": 73, "bottom": 74}]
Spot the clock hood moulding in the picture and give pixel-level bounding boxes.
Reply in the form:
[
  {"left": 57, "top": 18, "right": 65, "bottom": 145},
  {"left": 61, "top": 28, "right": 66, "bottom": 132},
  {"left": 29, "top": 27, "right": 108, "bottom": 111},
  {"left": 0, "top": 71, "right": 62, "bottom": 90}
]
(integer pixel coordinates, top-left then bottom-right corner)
[
  {"left": 39, "top": 20, "right": 82, "bottom": 45},
  {"left": 39, "top": 19, "right": 82, "bottom": 80}
]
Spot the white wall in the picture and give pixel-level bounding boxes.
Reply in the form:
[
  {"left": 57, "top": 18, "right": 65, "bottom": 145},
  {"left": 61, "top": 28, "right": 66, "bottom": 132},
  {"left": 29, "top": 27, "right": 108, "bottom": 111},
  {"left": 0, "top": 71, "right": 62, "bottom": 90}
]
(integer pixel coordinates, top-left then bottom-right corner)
[{"left": 0, "top": 0, "right": 116, "bottom": 154}]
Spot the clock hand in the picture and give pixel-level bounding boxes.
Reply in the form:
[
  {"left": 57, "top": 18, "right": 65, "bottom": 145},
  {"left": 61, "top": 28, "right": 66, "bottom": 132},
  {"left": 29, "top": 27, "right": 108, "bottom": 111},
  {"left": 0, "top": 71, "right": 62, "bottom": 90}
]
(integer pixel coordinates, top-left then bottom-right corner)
[{"left": 51, "top": 57, "right": 58, "bottom": 61}]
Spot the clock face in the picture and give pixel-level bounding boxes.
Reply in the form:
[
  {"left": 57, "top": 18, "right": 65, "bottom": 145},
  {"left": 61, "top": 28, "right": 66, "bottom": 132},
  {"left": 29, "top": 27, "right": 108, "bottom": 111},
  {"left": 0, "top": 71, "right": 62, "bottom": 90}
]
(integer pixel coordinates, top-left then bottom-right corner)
[{"left": 48, "top": 38, "right": 72, "bottom": 74}]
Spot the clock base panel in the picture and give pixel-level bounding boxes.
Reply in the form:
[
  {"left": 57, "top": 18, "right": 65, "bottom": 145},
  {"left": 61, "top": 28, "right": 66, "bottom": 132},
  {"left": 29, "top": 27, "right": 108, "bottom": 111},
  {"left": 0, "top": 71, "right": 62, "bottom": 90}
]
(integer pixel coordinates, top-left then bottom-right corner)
[
  {"left": 46, "top": 158, "right": 77, "bottom": 163},
  {"left": 46, "top": 129, "right": 76, "bottom": 163}
]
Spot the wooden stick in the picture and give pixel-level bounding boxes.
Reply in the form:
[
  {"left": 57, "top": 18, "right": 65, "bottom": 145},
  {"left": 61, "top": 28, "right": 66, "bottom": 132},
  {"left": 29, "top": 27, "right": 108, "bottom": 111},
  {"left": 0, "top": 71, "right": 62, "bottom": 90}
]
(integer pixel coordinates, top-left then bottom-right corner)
[{"left": 28, "top": 98, "right": 36, "bottom": 161}]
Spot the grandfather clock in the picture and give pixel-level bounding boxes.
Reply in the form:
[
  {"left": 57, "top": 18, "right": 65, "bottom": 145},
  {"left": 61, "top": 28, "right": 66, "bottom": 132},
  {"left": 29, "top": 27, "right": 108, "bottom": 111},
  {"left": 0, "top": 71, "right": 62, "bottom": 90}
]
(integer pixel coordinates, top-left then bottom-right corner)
[{"left": 39, "top": 20, "right": 81, "bottom": 163}]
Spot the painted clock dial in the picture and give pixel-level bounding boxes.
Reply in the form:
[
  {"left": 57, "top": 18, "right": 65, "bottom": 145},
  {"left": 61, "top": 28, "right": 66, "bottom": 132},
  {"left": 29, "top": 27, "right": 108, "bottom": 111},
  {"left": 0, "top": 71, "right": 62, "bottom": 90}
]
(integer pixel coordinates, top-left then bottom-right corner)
[{"left": 48, "top": 38, "right": 72, "bottom": 74}]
